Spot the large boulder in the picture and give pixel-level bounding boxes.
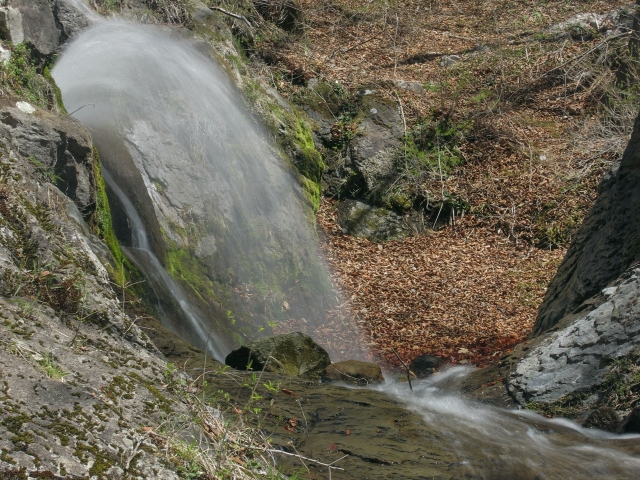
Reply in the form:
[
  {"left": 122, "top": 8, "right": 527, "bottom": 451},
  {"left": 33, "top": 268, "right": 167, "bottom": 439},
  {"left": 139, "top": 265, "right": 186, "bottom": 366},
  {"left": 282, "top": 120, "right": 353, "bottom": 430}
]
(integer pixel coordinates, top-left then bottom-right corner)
[
  {"left": 0, "top": 106, "right": 96, "bottom": 219},
  {"left": 225, "top": 332, "right": 331, "bottom": 378},
  {"left": 506, "top": 109, "right": 640, "bottom": 413},
  {"left": 321, "top": 360, "right": 385, "bottom": 386},
  {"left": 0, "top": 6, "right": 24, "bottom": 45},
  {"left": 349, "top": 94, "right": 404, "bottom": 194},
  {"left": 508, "top": 268, "right": 640, "bottom": 406},
  {"left": 533, "top": 111, "right": 640, "bottom": 337},
  {"left": 12, "top": 0, "right": 59, "bottom": 56},
  {"left": 53, "top": 0, "right": 91, "bottom": 44}
]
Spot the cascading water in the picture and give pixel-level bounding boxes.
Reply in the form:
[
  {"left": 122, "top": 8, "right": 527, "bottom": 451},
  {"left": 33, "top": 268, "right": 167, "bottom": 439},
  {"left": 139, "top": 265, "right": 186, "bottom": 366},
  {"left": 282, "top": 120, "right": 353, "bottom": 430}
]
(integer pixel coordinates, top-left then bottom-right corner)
[
  {"left": 378, "top": 369, "right": 640, "bottom": 479},
  {"left": 53, "top": 1, "right": 335, "bottom": 358},
  {"left": 101, "top": 168, "right": 225, "bottom": 359},
  {"left": 50, "top": 2, "right": 640, "bottom": 478}
]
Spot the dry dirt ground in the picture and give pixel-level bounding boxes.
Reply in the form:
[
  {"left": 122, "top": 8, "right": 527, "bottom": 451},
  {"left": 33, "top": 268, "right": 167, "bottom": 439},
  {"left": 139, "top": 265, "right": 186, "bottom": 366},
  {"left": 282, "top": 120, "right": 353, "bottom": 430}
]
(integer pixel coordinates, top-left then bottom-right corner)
[{"left": 248, "top": 0, "right": 635, "bottom": 367}]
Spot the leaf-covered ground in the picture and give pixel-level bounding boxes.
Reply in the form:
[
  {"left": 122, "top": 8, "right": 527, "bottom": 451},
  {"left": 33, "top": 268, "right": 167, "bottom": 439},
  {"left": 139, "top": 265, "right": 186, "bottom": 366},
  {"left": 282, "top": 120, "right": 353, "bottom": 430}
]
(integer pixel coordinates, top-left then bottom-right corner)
[
  {"left": 278, "top": 201, "right": 563, "bottom": 367},
  {"left": 262, "top": 0, "right": 636, "bottom": 369}
]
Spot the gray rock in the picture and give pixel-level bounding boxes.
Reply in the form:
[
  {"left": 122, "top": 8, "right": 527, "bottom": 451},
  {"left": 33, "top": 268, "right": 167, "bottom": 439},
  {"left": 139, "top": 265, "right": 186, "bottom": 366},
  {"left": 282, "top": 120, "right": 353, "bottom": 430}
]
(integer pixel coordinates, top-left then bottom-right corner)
[
  {"left": 53, "top": 0, "right": 90, "bottom": 44},
  {"left": 350, "top": 96, "right": 404, "bottom": 192},
  {"left": 225, "top": 332, "right": 331, "bottom": 378},
  {"left": 534, "top": 109, "right": 640, "bottom": 337},
  {"left": 394, "top": 80, "right": 425, "bottom": 95},
  {"left": 0, "top": 107, "right": 96, "bottom": 218},
  {"left": 410, "top": 354, "right": 444, "bottom": 378},
  {"left": 440, "top": 55, "right": 461, "bottom": 67},
  {"left": 547, "top": 8, "right": 634, "bottom": 40},
  {"left": 321, "top": 360, "right": 385, "bottom": 386},
  {"left": 508, "top": 265, "right": 640, "bottom": 405},
  {"left": 13, "top": 0, "right": 59, "bottom": 56},
  {"left": 583, "top": 407, "right": 620, "bottom": 432},
  {"left": 337, "top": 199, "right": 411, "bottom": 241},
  {"left": 0, "top": 6, "right": 23, "bottom": 44}
]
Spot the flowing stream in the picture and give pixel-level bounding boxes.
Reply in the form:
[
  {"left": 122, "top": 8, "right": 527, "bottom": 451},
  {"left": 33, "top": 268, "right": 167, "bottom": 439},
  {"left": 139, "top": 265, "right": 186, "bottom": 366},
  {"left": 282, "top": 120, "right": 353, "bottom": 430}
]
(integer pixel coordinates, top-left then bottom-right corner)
[{"left": 52, "top": 2, "right": 640, "bottom": 478}]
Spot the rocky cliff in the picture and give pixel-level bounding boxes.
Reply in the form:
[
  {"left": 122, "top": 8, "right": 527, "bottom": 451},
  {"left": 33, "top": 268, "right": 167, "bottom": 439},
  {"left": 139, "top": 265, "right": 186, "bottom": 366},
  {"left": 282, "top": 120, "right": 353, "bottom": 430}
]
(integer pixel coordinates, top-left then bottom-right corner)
[
  {"left": 498, "top": 110, "right": 640, "bottom": 418},
  {"left": 534, "top": 112, "right": 640, "bottom": 337}
]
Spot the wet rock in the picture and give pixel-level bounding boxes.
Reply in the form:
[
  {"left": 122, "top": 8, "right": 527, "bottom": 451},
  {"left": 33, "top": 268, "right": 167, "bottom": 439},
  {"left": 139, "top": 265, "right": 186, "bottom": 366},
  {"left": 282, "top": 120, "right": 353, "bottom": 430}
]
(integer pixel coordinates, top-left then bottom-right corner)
[
  {"left": 337, "top": 199, "right": 411, "bottom": 242},
  {"left": 225, "top": 332, "right": 331, "bottom": 378},
  {"left": 410, "top": 354, "right": 444, "bottom": 379},
  {"left": 12, "top": 0, "right": 59, "bottom": 57},
  {"left": 583, "top": 407, "right": 620, "bottom": 432},
  {"left": 321, "top": 360, "right": 385, "bottom": 386},
  {"left": 0, "top": 106, "right": 96, "bottom": 218},
  {"left": 617, "top": 406, "right": 640, "bottom": 434}
]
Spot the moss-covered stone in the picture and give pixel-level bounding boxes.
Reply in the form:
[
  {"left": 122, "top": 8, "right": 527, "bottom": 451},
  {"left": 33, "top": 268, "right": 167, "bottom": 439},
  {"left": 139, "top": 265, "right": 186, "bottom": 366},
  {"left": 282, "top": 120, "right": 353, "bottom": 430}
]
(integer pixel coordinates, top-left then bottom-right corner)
[{"left": 225, "top": 332, "right": 331, "bottom": 378}]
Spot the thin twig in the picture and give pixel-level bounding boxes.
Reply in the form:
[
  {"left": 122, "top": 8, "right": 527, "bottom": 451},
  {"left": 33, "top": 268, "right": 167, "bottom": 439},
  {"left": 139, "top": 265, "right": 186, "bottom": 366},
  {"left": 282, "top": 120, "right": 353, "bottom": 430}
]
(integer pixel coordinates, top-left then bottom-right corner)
[
  {"left": 209, "top": 6, "right": 254, "bottom": 31},
  {"left": 391, "top": 347, "right": 413, "bottom": 391},
  {"left": 266, "top": 449, "right": 346, "bottom": 470}
]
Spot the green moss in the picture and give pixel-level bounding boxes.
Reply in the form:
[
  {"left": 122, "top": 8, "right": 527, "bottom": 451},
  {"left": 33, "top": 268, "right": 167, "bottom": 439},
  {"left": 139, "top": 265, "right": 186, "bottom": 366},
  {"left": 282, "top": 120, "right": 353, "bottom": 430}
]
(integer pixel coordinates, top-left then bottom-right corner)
[
  {"left": 526, "top": 391, "right": 590, "bottom": 419},
  {"left": 292, "top": 120, "right": 324, "bottom": 183},
  {"left": 90, "top": 147, "right": 140, "bottom": 287},
  {"left": 300, "top": 176, "right": 320, "bottom": 212},
  {"left": 43, "top": 67, "right": 67, "bottom": 114},
  {"left": 75, "top": 442, "right": 115, "bottom": 475},
  {"left": 165, "top": 248, "right": 217, "bottom": 304},
  {"left": 128, "top": 372, "right": 173, "bottom": 414}
]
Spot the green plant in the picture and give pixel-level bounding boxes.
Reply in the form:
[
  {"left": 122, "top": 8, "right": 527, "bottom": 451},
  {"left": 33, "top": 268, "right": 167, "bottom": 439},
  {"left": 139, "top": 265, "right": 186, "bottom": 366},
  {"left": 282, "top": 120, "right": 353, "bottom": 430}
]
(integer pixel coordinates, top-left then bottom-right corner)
[
  {"left": 28, "top": 157, "right": 61, "bottom": 184},
  {"left": 0, "top": 43, "right": 51, "bottom": 107},
  {"left": 39, "top": 352, "right": 69, "bottom": 381}
]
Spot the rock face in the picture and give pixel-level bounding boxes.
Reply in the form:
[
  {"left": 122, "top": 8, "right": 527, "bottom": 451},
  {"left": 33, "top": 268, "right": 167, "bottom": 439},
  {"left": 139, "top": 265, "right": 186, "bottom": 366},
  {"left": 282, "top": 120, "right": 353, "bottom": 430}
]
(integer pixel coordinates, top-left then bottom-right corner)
[
  {"left": 12, "top": 0, "right": 59, "bottom": 56},
  {"left": 321, "top": 360, "right": 385, "bottom": 386},
  {"left": 0, "top": 5, "right": 24, "bottom": 44},
  {"left": 53, "top": 0, "right": 91, "bottom": 43},
  {"left": 506, "top": 109, "right": 640, "bottom": 411},
  {"left": 225, "top": 332, "right": 331, "bottom": 378},
  {"left": 534, "top": 112, "right": 640, "bottom": 337},
  {"left": 0, "top": 106, "right": 96, "bottom": 219},
  {"left": 0, "top": 105, "right": 195, "bottom": 479},
  {"left": 508, "top": 265, "right": 640, "bottom": 405}
]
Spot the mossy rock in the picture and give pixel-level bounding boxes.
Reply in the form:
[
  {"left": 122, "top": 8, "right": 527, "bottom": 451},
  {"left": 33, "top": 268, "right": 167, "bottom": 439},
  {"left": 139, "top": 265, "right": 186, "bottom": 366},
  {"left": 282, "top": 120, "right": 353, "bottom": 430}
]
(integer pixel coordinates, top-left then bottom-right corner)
[
  {"left": 224, "top": 332, "right": 331, "bottom": 378},
  {"left": 321, "top": 360, "right": 385, "bottom": 386}
]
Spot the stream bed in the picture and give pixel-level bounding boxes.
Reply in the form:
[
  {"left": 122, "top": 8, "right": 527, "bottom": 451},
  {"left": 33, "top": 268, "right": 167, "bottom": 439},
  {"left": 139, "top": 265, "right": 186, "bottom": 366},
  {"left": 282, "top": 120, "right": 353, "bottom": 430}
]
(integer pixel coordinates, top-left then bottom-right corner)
[{"left": 209, "top": 366, "right": 640, "bottom": 479}]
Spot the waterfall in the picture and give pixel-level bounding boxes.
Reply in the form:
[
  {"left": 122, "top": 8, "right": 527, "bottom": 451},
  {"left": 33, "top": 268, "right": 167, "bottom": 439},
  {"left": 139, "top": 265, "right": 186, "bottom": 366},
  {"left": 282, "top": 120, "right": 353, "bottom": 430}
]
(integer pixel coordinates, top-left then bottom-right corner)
[{"left": 53, "top": 1, "right": 334, "bottom": 359}]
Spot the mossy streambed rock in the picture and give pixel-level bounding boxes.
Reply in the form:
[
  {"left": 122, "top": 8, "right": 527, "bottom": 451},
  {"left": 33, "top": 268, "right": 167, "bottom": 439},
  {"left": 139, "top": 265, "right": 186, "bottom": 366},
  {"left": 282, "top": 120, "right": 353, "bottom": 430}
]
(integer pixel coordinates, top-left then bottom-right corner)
[
  {"left": 224, "top": 332, "right": 331, "bottom": 378},
  {"left": 322, "top": 360, "right": 385, "bottom": 386}
]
